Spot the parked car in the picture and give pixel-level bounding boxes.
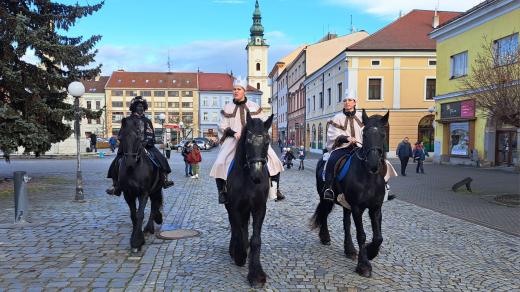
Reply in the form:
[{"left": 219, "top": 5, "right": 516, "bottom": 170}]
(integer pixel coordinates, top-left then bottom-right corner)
[
  {"left": 174, "top": 139, "right": 190, "bottom": 151},
  {"left": 194, "top": 139, "right": 211, "bottom": 150},
  {"left": 194, "top": 137, "right": 214, "bottom": 148}
]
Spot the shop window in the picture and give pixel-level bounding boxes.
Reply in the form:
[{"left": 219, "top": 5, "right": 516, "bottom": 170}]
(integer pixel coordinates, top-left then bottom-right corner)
[{"left": 449, "top": 122, "right": 470, "bottom": 156}]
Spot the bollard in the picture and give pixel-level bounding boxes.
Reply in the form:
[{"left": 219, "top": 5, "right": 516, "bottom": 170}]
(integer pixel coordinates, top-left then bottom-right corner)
[{"left": 13, "top": 171, "right": 31, "bottom": 223}]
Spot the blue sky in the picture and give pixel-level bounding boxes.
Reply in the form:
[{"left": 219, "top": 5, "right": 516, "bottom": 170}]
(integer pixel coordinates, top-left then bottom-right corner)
[{"left": 57, "top": 0, "right": 482, "bottom": 78}]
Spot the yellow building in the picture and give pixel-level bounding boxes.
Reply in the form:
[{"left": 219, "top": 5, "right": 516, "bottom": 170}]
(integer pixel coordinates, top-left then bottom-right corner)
[
  {"left": 105, "top": 71, "right": 200, "bottom": 142},
  {"left": 430, "top": 0, "right": 519, "bottom": 166},
  {"left": 306, "top": 10, "right": 461, "bottom": 154}
]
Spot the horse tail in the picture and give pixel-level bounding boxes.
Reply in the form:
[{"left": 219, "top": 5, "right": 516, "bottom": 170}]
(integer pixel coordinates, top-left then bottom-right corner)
[{"left": 310, "top": 199, "right": 334, "bottom": 230}]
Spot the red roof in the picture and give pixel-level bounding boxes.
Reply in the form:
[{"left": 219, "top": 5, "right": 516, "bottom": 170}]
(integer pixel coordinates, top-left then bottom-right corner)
[
  {"left": 198, "top": 72, "right": 260, "bottom": 92},
  {"left": 106, "top": 71, "right": 198, "bottom": 89},
  {"left": 348, "top": 10, "right": 462, "bottom": 51},
  {"left": 82, "top": 76, "right": 109, "bottom": 93}
]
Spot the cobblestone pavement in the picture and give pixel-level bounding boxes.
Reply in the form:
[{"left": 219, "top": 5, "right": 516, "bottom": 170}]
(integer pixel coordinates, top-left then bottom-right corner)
[{"left": 0, "top": 150, "right": 519, "bottom": 291}]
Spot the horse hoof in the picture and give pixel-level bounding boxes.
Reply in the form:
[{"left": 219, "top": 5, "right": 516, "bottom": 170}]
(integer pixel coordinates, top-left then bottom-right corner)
[
  {"left": 345, "top": 251, "right": 357, "bottom": 260},
  {"left": 320, "top": 238, "right": 331, "bottom": 245},
  {"left": 248, "top": 272, "right": 267, "bottom": 288},
  {"left": 131, "top": 248, "right": 139, "bottom": 254},
  {"left": 355, "top": 266, "right": 372, "bottom": 278}
]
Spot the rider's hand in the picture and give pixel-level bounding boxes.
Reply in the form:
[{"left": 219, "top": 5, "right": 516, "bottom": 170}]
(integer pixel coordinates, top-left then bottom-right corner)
[
  {"left": 234, "top": 132, "right": 241, "bottom": 140},
  {"left": 349, "top": 137, "right": 359, "bottom": 144}
]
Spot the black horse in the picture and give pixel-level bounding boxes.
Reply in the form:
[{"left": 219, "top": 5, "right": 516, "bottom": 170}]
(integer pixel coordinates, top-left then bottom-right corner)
[
  {"left": 311, "top": 110, "right": 389, "bottom": 277},
  {"left": 225, "top": 112, "right": 273, "bottom": 287},
  {"left": 118, "top": 118, "right": 164, "bottom": 253}
]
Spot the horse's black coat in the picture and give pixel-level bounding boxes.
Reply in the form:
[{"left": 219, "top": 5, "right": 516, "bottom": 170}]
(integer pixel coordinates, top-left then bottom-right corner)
[
  {"left": 118, "top": 117, "right": 164, "bottom": 252},
  {"left": 225, "top": 111, "right": 273, "bottom": 287},
  {"left": 311, "top": 109, "right": 389, "bottom": 277}
]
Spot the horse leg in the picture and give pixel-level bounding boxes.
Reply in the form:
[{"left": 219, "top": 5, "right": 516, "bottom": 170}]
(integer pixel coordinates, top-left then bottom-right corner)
[
  {"left": 366, "top": 206, "right": 383, "bottom": 260},
  {"left": 352, "top": 207, "right": 372, "bottom": 277},
  {"left": 124, "top": 194, "right": 138, "bottom": 251},
  {"left": 233, "top": 207, "right": 249, "bottom": 267},
  {"left": 133, "top": 194, "right": 148, "bottom": 251},
  {"left": 343, "top": 207, "right": 357, "bottom": 260},
  {"left": 144, "top": 191, "right": 163, "bottom": 234},
  {"left": 247, "top": 205, "right": 267, "bottom": 288},
  {"left": 311, "top": 198, "right": 334, "bottom": 245}
]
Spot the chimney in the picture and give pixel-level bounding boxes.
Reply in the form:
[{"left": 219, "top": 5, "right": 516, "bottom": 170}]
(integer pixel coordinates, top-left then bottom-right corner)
[{"left": 432, "top": 6, "right": 440, "bottom": 28}]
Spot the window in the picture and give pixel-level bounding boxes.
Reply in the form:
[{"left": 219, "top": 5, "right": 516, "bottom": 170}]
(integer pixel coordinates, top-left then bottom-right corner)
[
  {"left": 154, "top": 91, "right": 165, "bottom": 97},
  {"left": 87, "top": 118, "right": 92, "bottom": 124},
  {"left": 428, "top": 59, "right": 436, "bottom": 66},
  {"left": 182, "top": 91, "right": 193, "bottom": 97},
  {"left": 202, "top": 97, "right": 208, "bottom": 107},
  {"left": 494, "top": 33, "right": 519, "bottom": 66},
  {"left": 211, "top": 112, "right": 218, "bottom": 122},
  {"left": 96, "top": 118, "right": 100, "bottom": 124},
  {"left": 368, "top": 78, "right": 382, "bottom": 100},
  {"left": 154, "top": 102, "right": 166, "bottom": 108},
  {"left": 168, "top": 102, "right": 179, "bottom": 108},
  {"left": 203, "top": 112, "right": 208, "bottom": 121},
  {"left": 168, "top": 112, "right": 179, "bottom": 123},
  {"left": 126, "top": 102, "right": 131, "bottom": 108},
  {"left": 182, "top": 102, "right": 193, "bottom": 108},
  {"left": 449, "top": 122, "right": 470, "bottom": 156},
  {"left": 256, "top": 63, "right": 261, "bottom": 71},
  {"left": 327, "top": 88, "right": 331, "bottom": 106},
  {"left": 212, "top": 97, "right": 218, "bottom": 106},
  {"left": 141, "top": 90, "right": 151, "bottom": 97},
  {"left": 425, "top": 79, "right": 436, "bottom": 100},
  {"left": 371, "top": 60, "right": 380, "bottom": 66},
  {"left": 168, "top": 91, "right": 179, "bottom": 97},
  {"left": 257, "top": 83, "right": 260, "bottom": 90},
  {"left": 126, "top": 90, "right": 137, "bottom": 96},
  {"left": 112, "top": 112, "right": 124, "bottom": 122},
  {"left": 112, "top": 101, "right": 124, "bottom": 108},
  {"left": 154, "top": 112, "right": 166, "bottom": 123},
  {"left": 307, "top": 98, "right": 310, "bottom": 113},
  {"left": 450, "top": 51, "right": 468, "bottom": 78},
  {"left": 112, "top": 90, "right": 123, "bottom": 96},
  {"left": 319, "top": 92, "right": 323, "bottom": 108},
  {"left": 95, "top": 101, "right": 101, "bottom": 110},
  {"left": 312, "top": 95, "right": 315, "bottom": 110},
  {"left": 86, "top": 101, "right": 92, "bottom": 110},
  {"left": 182, "top": 112, "right": 193, "bottom": 124},
  {"left": 337, "top": 82, "right": 343, "bottom": 102}
]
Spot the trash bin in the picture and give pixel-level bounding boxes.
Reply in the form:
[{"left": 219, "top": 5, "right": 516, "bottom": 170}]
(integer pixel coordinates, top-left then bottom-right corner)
[{"left": 166, "top": 149, "right": 171, "bottom": 159}]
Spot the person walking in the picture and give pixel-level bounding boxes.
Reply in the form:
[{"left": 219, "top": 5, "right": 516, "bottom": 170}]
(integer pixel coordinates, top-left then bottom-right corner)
[
  {"left": 188, "top": 143, "right": 202, "bottom": 179},
  {"left": 109, "top": 135, "right": 117, "bottom": 153},
  {"left": 413, "top": 141, "right": 429, "bottom": 174},
  {"left": 298, "top": 145, "right": 305, "bottom": 170},
  {"left": 182, "top": 141, "right": 192, "bottom": 177},
  {"left": 90, "top": 133, "right": 97, "bottom": 153},
  {"left": 396, "top": 137, "right": 413, "bottom": 176}
]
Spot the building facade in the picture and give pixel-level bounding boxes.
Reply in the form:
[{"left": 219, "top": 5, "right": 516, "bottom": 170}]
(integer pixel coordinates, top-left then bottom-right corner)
[
  {"left": 105, "top": 71, "right": 200, "bottom": 143},
  {"left": 246, "top": 0, "right": 271, "bottom": 114},
  {"left": 82, "top": 76, "right": 110, "bottom": 138},
  {"left": 306, "top": 10, "right": 460, "bottom": 154},
  {"left": 198, "top": 72, "right": 261, "bottom": 140},
  {"left": 430, "top": 0, "right": 520, "bottom": 167}
]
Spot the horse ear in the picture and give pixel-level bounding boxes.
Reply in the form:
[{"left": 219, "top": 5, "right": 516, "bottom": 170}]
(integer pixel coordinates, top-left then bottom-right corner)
[
  {"left": 246, "top": 110, "right": 253, "bottom": 126},
  {"left": 264, "top": 114, "right": 274, "bottom": 130},
  {"left": 362, "top": 109, "right": 369, "bottom": 125},
  {"left": 381, "top": 110, "right": 390, "bottom": 125}
]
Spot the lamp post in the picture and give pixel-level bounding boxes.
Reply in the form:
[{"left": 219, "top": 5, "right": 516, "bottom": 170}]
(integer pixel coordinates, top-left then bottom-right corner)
[
  {"left": 158, "top": 113, "right": 166, "bottom": 154},
  {"left": 179, "top": 121, "right": 185, "bottom": 140},
  {"left": 68, "top": 81, "right": 85, "bottom": 202}
]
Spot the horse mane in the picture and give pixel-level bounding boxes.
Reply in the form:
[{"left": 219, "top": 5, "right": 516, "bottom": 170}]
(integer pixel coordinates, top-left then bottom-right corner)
[{"left": 234, "top": 124, "right": 250, "bottom": 169}]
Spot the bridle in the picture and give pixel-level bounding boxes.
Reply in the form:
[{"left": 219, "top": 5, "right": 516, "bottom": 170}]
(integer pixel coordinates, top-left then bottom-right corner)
[
  {"left": 244, "top": 129, "right": 268, "bottom": 169},
  {"left": 123, "top": 129, "right": 144, "bottom": 162},
  {"left": 354, "top": 126, "right": 385, "bottom": 174}
]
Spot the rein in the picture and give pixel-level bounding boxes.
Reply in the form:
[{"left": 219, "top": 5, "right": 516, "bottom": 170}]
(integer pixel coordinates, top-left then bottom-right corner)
[
  {"left": 353, "top": 126, "right": 386, "bottom": 174},
  {"left": 242, "top": 129, "right": 268, "bottom": 169}
]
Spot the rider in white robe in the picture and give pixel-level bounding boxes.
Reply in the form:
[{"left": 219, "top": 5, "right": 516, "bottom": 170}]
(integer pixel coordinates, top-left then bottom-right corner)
[{"left": 210, "top": 79, "right": 284, "bottom": 204}]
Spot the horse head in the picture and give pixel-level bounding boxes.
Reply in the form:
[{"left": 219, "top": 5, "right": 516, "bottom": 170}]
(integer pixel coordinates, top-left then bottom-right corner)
[
  {"left": 361, "top": 109, "right": 389, "bottom": 174},
  {"left": 120, "top": 118, "right": 144, "bottom": 168},
  {"left": 243, "top": 111, "right": 273, "bottom": 184}
]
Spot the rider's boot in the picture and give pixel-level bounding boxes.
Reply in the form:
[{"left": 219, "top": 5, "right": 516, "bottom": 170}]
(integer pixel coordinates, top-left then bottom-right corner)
[
  {"left": 216, "top": 178, "right": 228, "bottom": 204},
  {"left": 106, "top": 180, "right": 122, "bottom": 196},
  {"left": 162, "top": 173, "right": 175, "bottom": 189}
]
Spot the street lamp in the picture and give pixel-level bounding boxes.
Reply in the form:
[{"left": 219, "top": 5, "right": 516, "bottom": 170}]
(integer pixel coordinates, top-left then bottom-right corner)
[
  {"left": 158, "top": 113, "right": 166, "bottom": 154},
  {"left": 68, "top": 81, "right": 85, "bottom": 202}
]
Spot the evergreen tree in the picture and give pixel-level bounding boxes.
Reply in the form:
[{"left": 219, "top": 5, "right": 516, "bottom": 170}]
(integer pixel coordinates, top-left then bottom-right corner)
[{"left": 0, "top": 0, "right": 104, "bottom": 158}]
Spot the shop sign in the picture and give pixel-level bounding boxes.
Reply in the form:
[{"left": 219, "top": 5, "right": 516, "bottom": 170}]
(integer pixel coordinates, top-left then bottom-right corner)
[{"left": 441, "top": 99, "right": 475, "bottom": 119}]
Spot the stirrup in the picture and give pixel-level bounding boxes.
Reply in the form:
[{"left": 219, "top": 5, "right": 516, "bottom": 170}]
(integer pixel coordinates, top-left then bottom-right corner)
[{"left": 323, "top": 188, "right": 335, "bottom": 201}]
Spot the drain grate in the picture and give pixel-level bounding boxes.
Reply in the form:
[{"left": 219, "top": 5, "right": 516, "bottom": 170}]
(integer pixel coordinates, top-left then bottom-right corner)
[
  {"left": 156, "top": 229, "right": 201, "bottom": 240},
  {"left": 494, "top": 194, "right": 520, "bottom": 207}
]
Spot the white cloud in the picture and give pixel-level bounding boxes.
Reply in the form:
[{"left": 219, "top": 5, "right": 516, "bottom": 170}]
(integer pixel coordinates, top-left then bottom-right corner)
[
  {"left": 326, "top": 0, "right": 482, "bottom": 19},
  {"left": 95, "top": 31, "right": 299, "bottom": 77}
]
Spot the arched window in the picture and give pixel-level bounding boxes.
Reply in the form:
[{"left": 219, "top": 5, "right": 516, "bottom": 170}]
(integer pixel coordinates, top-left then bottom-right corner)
[
  {"left": 256, "top": 82, "right": 260, "bottom": 90},
  {"left": 311, "top": 124, "right": 316, "bottom": 149},
  {"left": 318, "top": 123, "right": 323, "bottom": 149},
  {"left": 256, "top": 63, "right": 261, "bottom": 71}
]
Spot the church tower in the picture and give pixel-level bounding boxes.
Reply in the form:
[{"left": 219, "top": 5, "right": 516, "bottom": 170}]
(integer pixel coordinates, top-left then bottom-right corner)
[{"left": 246, "top": 0, "right": 270, "bottom": 113}]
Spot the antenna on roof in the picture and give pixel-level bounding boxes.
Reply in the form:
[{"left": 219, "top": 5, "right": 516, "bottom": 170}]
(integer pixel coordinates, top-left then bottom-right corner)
[
  {"left": 167, "top": 50, "right": 172, "bottom": 72},
  {"left": 399, "top": 10, "right": 402, "bottom": 18},
  {"left": 350, "top": 15, "right": 356, "bottom": 34}
]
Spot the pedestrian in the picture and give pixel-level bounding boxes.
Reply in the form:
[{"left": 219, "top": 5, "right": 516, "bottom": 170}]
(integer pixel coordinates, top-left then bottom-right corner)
[
  {"left": 182, "top": 141, "right": 192, "bottom": 177},
  {"left": 298, "top": 145, "right": 305, "bottom": 170},
  {"left": 109, "top": 135, "right": 117, "bottom": 153},
  {"left": 188, "top": 143, "right": 202, "bottom": 179},
  {"left": 413, "top": 141, "right": 429, "bottom": 174},
  {"left": 396, "top": 137, "right": 413, "bottom": 176},
  {"left": 90, "top": 133, "right": 97, "bottom": 153},
  {"left": 210, "top": 78, "right": 284, "bottom": 204}
]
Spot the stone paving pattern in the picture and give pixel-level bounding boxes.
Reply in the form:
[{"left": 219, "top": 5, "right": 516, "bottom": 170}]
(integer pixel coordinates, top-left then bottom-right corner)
[{"left": 0, "top": 150, "right": 519, "bottom": 291}]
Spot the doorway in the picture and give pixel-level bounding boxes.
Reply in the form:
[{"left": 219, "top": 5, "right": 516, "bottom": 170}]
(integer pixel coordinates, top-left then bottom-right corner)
[
  {"left": 496, "top": 130, "right": 517, "bottom": 166},
  {"left": 418, "top": 115, "right": 435, "bottom": 152}
]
